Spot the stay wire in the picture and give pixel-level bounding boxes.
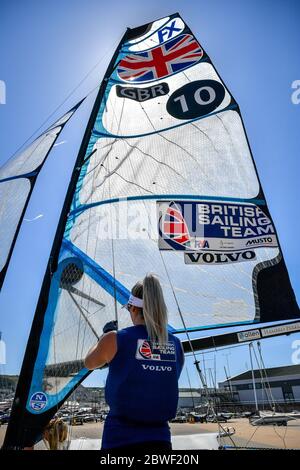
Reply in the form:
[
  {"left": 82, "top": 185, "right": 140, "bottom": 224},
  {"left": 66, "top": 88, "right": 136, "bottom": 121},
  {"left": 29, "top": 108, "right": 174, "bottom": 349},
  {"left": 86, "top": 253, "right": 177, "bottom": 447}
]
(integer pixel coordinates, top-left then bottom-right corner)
[
  {"left": 257, "top": 342, "right": 277, "bottom": 410},
  {"left": 252, "top": 343, "right": 274, "bottom": 410},
  {"left": 4, "top": 35, "right": 122, "bottom": 163}
]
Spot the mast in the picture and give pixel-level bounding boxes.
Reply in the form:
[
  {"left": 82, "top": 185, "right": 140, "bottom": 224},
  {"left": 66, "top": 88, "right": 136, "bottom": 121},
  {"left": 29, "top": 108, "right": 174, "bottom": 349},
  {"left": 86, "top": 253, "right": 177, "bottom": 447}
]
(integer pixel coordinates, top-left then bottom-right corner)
[
  {"left": 249, "top": 343, "right": 259, "bottom": 413},
  {"left": 224, "top": 366, "right": 234, "bottom": 400},
  {"left": 3, "top": 29, "right": 129, "bottom": 450},
  {"left": 186, "top": 368, "right": 195, "bottom": 410}
]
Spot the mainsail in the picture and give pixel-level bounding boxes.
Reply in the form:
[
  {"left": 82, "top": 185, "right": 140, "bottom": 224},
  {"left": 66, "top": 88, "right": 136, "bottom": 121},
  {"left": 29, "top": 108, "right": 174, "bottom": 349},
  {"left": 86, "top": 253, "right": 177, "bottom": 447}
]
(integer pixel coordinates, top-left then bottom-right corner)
[
  {"left": 0, "top": 101, "right": 82, "bottom": 289},
  {"left": 3, "top": 13, "right": 299, "bottom": 448}
]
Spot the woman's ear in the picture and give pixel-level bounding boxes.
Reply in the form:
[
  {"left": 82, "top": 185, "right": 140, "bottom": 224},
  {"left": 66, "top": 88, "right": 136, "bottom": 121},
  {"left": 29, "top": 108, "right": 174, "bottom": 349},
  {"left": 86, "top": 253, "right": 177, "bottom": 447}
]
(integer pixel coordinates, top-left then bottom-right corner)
[{"left": 132, "top": 306, "right": 139, "bottom": 315}]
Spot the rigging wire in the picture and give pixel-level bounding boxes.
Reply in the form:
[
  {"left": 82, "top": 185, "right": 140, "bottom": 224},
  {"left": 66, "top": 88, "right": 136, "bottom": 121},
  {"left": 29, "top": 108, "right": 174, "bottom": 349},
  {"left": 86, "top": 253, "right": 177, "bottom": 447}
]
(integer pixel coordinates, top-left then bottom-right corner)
[
  {"left": 255, "top": 342, "right": 289, "bottom": 449},
  {"left": 184, "top": 339, "right": 251, "bottom": 357},
  {"left": 251, "top": 344, "right": 272, "bottom": 411},
  {"left": 257, "top": 342, "right": 277, "bottom": 410},
  {"left": 185, "top": 366, "right": 196, "bottom": 410},
  {"left": 2, "top": 34, "right": 122, "bottom": 164}
]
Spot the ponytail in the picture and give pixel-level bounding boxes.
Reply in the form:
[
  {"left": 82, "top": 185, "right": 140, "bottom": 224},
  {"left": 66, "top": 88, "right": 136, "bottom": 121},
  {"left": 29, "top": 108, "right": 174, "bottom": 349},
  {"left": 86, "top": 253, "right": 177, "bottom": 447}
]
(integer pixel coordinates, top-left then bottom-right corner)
[
  {"left": 43, "top": 418, "right": 68, "bottom": 450},
  {"left": 131, "top": 274, "right": 168, "bottom": 343}
]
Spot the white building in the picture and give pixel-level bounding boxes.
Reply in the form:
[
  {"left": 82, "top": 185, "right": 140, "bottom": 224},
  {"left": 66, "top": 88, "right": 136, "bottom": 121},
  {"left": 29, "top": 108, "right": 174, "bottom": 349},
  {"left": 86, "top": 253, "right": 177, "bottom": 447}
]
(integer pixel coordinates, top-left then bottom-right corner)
[{"left": 178, "top": 388, "right": 202, "bottom": 409}]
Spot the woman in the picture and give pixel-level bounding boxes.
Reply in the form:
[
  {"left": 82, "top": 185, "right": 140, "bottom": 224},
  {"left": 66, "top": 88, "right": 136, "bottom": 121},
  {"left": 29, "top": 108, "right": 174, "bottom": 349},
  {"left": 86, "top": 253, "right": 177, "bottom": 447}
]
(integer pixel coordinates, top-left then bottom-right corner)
[
  {"left": 84, "top": 273, "right": 184, "bottom": 451},
  {"left": 24, "top": 417, "right": 68, "bottom": 450},
  {"left": 43, "top": 418, "right": 68, "bottom": 450}
]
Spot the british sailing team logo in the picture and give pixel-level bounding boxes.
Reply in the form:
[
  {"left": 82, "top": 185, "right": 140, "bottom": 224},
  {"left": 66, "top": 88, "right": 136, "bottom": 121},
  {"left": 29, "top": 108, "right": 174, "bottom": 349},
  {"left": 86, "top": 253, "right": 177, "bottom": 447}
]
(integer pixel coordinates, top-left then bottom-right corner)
[
  {"left": 138, "top": 340, "right": 152, "bottom": 359},
  {"left": 139, "top": 340, "right": 153, "bottom": 359},
  {"left": 158, "top": 201, "right": 191, "bottom": 250},
  {"left": 158, "top": 199, "right": 278, "bottom": 255},
  {"left": 117, "top": 34, "right": 203, "bottom": 83},
  {"left": 136, "top": 339, "right": 176, "bottom": 361}
]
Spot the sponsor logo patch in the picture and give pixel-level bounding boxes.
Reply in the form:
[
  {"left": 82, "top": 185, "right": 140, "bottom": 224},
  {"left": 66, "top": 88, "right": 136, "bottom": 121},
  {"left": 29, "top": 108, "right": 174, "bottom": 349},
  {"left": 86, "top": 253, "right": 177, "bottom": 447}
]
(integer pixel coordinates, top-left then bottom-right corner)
[
  {"left": 237, "top": 330, "right": 261, "bottom": 342},
  {"left": 184, "top": 250, "right": 256, "bottom": 265},
  {"left": 157, "top": 200, "right": 278, "bottom": 252},
  {"left": 29, "top": 392, "right": 48, "bottom": 411},
  {"left": 136, "top": 339, "right": 176, "bottom": 361},
  {"left": 261, "top": 322, "right": 300, "bottom": 338}
]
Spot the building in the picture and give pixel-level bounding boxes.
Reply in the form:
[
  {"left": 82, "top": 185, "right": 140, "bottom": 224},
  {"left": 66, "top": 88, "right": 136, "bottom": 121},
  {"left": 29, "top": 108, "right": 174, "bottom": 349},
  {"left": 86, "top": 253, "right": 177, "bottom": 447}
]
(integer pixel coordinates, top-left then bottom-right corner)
[
  {"left": 177, "top": 387, "right": 236, "bottom": 411},
  {"left": 177, "top": 388, "right": 202, "bottom": 410},
  {"left": 219, "top": 364, "right": 300, "bottom": 409}
]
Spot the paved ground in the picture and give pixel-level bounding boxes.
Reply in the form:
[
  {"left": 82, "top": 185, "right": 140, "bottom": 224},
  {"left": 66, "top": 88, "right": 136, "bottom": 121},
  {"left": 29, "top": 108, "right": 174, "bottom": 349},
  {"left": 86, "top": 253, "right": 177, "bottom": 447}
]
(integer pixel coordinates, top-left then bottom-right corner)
[{"left": 1, "top": 418, "right": 300, "bottom": 450}]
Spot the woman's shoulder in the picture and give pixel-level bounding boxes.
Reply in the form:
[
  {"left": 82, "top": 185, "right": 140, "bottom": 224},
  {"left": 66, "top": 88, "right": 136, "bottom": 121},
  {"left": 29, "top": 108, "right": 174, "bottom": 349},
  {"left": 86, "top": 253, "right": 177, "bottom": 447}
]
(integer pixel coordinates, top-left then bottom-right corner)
[
  {"left": 168, "top": 331, "right": 181, "bottom": 344},
  {"left": 118, "top": 325, "right": 134, "bottom": 335},
  {"left": 118, "top": 325, "right": 146, "bottom": 337},
  {"left": 169, "top": 333, "right": 184, "bottom": 353},
  {"left": 116, "top": 325, "right": 146, "bottom": 350}
]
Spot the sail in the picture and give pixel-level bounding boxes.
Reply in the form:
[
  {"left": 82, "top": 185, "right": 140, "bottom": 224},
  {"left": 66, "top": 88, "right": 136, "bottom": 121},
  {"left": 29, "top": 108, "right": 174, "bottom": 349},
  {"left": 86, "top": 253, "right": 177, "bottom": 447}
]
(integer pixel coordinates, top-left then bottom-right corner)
[
  {"left": 3, "top": 13, "right": 299, "bottom": 448},
  {"left": 0, "top": 101, "right": 82, "bottom": 289}
]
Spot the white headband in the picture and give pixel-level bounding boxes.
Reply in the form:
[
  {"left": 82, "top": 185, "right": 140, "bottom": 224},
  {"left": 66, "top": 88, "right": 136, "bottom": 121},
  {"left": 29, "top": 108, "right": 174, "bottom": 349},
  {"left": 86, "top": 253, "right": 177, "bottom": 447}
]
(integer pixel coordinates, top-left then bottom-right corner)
[{"left": 127, "top": 294, "right": 143, "bottom": 308}]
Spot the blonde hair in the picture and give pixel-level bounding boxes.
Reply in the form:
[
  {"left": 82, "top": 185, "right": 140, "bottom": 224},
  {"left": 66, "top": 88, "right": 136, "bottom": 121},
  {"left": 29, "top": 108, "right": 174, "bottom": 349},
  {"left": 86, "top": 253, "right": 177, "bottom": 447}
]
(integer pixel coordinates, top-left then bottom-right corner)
[
  {"left": 131, "top": 274, "right": 168, "bottom": 343},
  {"left": 43, "top": 418, "right": 68, "bottom": 450}
]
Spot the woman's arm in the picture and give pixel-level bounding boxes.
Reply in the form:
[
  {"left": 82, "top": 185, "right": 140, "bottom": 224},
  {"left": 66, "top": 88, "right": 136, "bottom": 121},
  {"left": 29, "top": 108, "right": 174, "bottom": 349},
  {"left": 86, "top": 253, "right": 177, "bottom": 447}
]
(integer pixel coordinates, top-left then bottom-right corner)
[{"left": 84, "top": 331, "right": 117, "bottom": 370}]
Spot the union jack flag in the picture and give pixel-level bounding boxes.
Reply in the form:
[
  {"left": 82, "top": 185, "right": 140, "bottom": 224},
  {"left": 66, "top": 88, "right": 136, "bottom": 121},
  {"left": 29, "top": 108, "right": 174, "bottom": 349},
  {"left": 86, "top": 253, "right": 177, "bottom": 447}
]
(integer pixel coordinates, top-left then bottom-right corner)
[
  {"left": 139, "top": 340, "right": 152, "bottom": 359},
  {"left": 162, "top": 202, "right": 191, "bottom": 247},
  {"left": 117, "top": 34, "right": 203, "bottom": 83}
]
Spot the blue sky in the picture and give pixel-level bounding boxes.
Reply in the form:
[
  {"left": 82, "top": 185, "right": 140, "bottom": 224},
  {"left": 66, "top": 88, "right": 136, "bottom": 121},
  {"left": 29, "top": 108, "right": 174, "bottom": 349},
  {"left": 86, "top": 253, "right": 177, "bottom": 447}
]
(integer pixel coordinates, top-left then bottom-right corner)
[{"left": 0, "top": 0, "right": 299, "bottom": 389}]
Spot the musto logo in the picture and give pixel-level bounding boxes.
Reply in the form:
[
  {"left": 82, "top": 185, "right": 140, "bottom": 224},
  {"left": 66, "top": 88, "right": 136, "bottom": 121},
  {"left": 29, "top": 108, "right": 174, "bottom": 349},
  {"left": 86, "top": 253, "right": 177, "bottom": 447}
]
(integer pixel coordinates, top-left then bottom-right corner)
[
  {"left": 139, "top": 340, "right": 153, "bottom": 359},
  {"left": 29, "top": 392, "right": 48, "bottom": 412}
]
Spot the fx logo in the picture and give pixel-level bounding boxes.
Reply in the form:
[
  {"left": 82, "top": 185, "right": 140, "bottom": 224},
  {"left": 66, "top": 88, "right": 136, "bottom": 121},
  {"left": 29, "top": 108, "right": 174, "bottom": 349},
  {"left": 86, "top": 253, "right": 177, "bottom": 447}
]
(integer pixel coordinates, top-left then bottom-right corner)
[{"left": 158, "top": 19, "right": 183, "bottom": 43}]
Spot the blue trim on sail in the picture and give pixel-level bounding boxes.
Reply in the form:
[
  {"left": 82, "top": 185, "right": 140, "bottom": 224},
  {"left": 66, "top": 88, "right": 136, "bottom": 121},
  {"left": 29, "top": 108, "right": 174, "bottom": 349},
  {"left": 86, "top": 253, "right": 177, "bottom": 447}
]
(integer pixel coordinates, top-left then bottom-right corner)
[
  {"left": 26, "top": 238, "right": 180, "bottom": 413},
  {"left": 26, "top": 239, "right": 131, "bottom": 414},
  {"left": 171, "top": 320, "right": 260, "bottom": 335},
  {"left": 0, "top": 170, "right": 38, "bottom": 184},
  {"left": 62, "top": 239, "right": 177, "bottom": 333},
  {"left": 69, "top": 194, "right": 267, "bottom": 218},
  {"left": 26, "top": 255, "right": 73, "bottom": 413},
  {"left": 94, "top": 103, "right": 238, "bottom": 140},
  {"left": 62, "top": 239, "right": 130, "bottom": 304}
]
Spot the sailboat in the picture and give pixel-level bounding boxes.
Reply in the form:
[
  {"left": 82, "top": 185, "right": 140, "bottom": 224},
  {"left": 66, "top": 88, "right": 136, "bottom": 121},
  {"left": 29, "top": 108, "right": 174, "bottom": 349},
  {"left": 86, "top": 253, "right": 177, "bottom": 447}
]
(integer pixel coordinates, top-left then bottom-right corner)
[
  {"left": 1, "top": 13, "right": 299, "bottom": 450},
  {"left": 246, "top": 342, "right": 299, "bottom": 427}
]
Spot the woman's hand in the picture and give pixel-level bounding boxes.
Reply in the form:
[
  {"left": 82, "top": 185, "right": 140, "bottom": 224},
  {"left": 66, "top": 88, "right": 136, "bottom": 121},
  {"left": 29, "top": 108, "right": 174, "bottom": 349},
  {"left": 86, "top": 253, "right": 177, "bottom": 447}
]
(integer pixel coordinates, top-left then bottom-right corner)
[{"left": 103, "top": 320, "right": 118, "bottom": 334}]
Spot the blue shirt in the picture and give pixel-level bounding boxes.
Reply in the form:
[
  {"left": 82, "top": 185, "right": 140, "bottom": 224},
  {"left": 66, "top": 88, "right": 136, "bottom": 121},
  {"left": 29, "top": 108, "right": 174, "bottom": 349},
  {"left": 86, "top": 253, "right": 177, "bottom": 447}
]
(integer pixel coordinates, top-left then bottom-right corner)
[{"left": 101, "top": 325, "right": 184, "bottom": 449}]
